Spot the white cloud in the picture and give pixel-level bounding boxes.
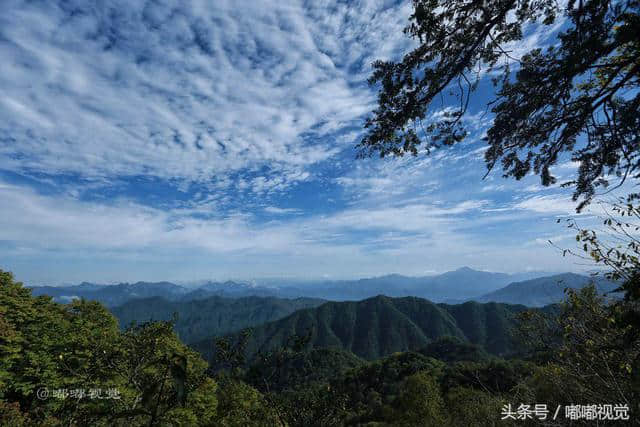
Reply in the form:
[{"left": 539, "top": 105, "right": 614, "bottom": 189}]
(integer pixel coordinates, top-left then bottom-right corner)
[
  {"left": 316, "top": 200, "right": 487, "bottom": 232},
  {"left": 513, "top": 195, "right": 581, "bottom": 215},
  {"left": 529, "top": 233, "right": 575, "bottom": 247},
  {"left": 524, "top": 184, "right": 546, "bottom": 192},
  {"left": 1, "top": 177, "right": 594, "bottom": 282},
  {"left": 0, "top": 0, "right": 412, "bottom": 194},
  {"left": 264, "top": 206, "right": 301, "bottom": 214},
  {"left": 481, "top": 184, "right": 506, "bottom": 192},
  {"left": 0, "top": 179, "right": 491, "bottom": 257},
  {"left": 0, "top": 181, "right": 299, "bottom": 253},
  {"left": 0, "top": 0, "right": 598, "bottom": 283}
]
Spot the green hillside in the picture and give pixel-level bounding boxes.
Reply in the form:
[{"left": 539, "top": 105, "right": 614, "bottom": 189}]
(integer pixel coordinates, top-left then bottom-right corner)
[
  {"left": 110, "top": 295, "right": 325, "bottom": 344},
  {"left": 439, "top": 301, "right": 529, "bottom": 355},
  {"left": 192, "top": 295, "right": 526, "bottom": 363},
  {"left": 418, "top": 336, "right": 490, "bottom": 363},
  {"left": 244, "top": 347, "right": 365, "bottom": 392}
]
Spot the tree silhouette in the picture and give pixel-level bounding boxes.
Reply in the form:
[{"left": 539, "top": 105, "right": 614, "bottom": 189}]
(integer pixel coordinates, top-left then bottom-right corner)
[{"left": 360, "top": 0, "right": 639, "bottom": 210}]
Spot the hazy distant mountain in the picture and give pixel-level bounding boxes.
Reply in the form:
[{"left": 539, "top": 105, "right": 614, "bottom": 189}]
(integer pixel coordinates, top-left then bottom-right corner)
[
  {"left": 26, "top": 267, "right": 557, "bottom": 306},
  {"left": 30, "top": 281, "right": 190, "bottom": 307},
  {"left": 192, "top": 295, "right": 529, "bottom": 363},
  {"left": 182, "top": 281, "right": 278, "bottom": 300},
  {"left": 476, "top": 273, "right": 619, "bottom": 307},
  {"left": 272, "top": 267, "right": 550, "bottom": 301},
  {"left": 28, "top": 279, "right": 278, "bottom": 306},
  {"left": 110, "top": 295, "right": 325, "bottom": 344}
]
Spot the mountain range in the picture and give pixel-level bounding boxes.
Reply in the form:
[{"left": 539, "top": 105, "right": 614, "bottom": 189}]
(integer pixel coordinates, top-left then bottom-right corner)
[
  {"left": 27, "top": 269, "right": 616, "bottom": 370},
  {"left": 191, "top": 295, "right": 534, "bottom": 363},
  {"left": 259, "top": 267, "right": 551, "bottom": 301},
  {"left": 477, "top": 272, "right": 619, "bottom": 307},
  {"left": 29, "top": 267, "right": 559, "bottom": 306},
  {"left": 29, "top": 281, "right": 190, "bottom": 306},
  {"left": 28, "top": 280, "right": 277, "bottom": 307},
  {"left": 110, "top": 295, "right": 325, "bottom": 344}
]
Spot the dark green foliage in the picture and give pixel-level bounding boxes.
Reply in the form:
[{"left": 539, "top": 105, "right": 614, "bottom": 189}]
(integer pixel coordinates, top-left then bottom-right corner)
[
  {"left": 360, "top": 0, "right": 640, "bottom": 209},
  {"left": 515, "top": 285, "right": 640, "bottom": 417},
  {"left": 0, "top": 270, "right": 122, "bottom": 423},
  {"left": 392, "top": 371, "right": 448, "bottom": 426},
  {"left": 245, "top": 347, "right": 364, "bottom": 393},
  {"left": 233, "top": 282, "right": 639, "bottom": 425},
  {"left": 193, "top": 296, "right": 525, "bottom": 364},
  {"left": 1, "top": 269, "right": 219, "bottom": 426},
  {"left": 334, "top": 351, "right": 445, "bottom": 400},
  {"left": 419, "top": 336, "right": 490, "bottom": 363},
  {"left": 6, "top": 266, "right": 640, "bottom": 424},
  {"left": 444, "top": 386, "right": 509, "bottom": 427},
  {"left": 213, "top": 377, "right": 281, "bottom": 427},
  {"left": 440, "top": 301, "right": 529, "bottom": 356},
  {"left": 111, "top": 295, "right": 324, "bottom": 344},
  {"left": 441, "top": 358, "right": 537, "bottom": 395},
  {"left": 267, "top": 384, "right": 348, "bottom": 427},
  {"left": 328, "top": 352, "right": 445, "bottom": 425},
  {"left": 255, "top": 349, "right": 539, "bottom": 426},
  {"left": 210, "top": 328, "right": 252, "bottom": 376}
]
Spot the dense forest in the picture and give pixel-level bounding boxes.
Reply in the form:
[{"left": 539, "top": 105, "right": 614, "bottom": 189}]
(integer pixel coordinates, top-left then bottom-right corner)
[
  {"left": 191, "top": 296, "right": 531, "bottom": 363},
  {"left": 2, "top": 268, "right": 639, "bottom": 425},
  {"left": 2, "top": 0, "right": 639, "bottom": 424},
  {"left": 111, "top": 295, "right": 325, "bottom": 344}
]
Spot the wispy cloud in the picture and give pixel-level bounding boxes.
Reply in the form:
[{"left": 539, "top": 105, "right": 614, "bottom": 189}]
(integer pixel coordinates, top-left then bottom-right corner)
[
  {"left": 0, "top": 0, "right": 600, "bottom": 283},
  {"left": 264, "top": 206, "right": 301, "bottom": 215},
  {"left": 1, "top": 176, "right": 591, "bottom": 282},
  {"left": 0, "top": 0, "right": 411, "bottom": 194},
  {"left": 513, "top": 194, "right": 582, "bottom": 215}
]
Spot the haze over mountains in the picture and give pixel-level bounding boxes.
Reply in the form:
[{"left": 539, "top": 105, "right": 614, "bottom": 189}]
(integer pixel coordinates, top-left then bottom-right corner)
[
  {"left": 28, "top": 267, "right": 619, "bottom": 309},
  {"left": 25, "top": 266, "right": 619, "bottom": 378},
  {"left": 29, "top": 267, "right": 554, "bottom": 305},
  {"left": 477, "top": 273, "right": 619, "bottom": 307},
  {"left": 267, "top": 267, "right": 550, "bottom": 302}
]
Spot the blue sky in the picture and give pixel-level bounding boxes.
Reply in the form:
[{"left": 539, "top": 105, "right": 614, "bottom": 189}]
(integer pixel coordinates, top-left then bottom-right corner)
[{"left": 0, "top": 0, "right": 615, "bottom": 284}]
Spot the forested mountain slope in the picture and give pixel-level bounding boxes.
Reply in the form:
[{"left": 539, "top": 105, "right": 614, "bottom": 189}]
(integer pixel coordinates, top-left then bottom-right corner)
[
  {"left": 192, "top": 295, "right": 530, "bottom": 363},
  {"left": 110, "top": 295, "right": 325, "bottom": 344}
]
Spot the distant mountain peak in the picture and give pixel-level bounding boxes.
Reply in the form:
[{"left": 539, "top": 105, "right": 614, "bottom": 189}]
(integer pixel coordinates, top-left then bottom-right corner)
[
  {"left": 376, "top": 273, "right": 406, "bottom": 279},
  {"left": 476, "top": 273, "right": 619, "bottom": 307}
]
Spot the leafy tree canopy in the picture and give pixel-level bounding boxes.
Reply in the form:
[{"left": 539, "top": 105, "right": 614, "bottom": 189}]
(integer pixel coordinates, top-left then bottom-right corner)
[
  {"left": 0, "top": 269, "right": 220, "bottom": 426},
  {"left": 360, "top": 0, "right": 640, "bottom": 210}
]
